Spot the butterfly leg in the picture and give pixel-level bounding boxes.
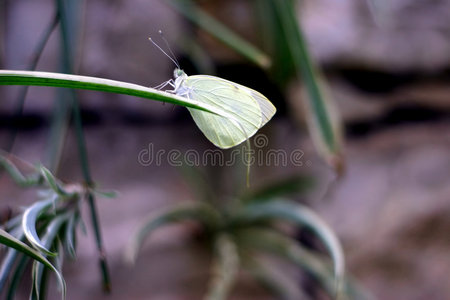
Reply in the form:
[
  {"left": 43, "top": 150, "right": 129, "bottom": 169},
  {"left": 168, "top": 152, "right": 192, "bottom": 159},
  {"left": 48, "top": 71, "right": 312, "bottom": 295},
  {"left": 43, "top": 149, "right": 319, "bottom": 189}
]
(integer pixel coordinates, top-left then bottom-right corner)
[{"left": 153, "top": 79, "right": 174, "bottom": 90}]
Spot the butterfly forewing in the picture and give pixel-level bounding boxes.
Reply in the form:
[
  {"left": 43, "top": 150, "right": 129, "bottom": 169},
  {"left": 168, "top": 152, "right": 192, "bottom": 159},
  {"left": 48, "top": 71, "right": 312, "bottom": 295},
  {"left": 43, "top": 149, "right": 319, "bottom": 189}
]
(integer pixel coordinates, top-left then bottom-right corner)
[{"left": 184, "top": 75, "right": 262, "bottom": 149}]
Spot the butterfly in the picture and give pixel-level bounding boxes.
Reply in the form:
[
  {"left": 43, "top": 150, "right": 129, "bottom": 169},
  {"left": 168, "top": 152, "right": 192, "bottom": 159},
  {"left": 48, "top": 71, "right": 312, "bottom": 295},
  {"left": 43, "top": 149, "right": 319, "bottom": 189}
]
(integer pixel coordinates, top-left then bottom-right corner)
[{"left": 151, "top": 34, "right": 276, "bottom": 149}]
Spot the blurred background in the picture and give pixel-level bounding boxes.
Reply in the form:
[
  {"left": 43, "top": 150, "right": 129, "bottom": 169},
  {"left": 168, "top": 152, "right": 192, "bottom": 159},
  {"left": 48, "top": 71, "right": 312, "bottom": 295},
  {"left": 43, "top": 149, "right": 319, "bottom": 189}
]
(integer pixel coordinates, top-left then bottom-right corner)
[{"left": 1, "top": 0, "right": 450, "bottom": 299}]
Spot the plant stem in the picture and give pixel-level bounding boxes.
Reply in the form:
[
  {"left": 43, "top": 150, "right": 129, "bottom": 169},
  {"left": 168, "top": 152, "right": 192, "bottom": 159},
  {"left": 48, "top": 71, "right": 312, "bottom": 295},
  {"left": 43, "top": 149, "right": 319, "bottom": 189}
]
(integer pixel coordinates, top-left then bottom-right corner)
[
  {"left": 5, "top": 12, "right": 59, "bottom": 152},
  {"left": 56, "top": 0, "right": 111, "bottom": 291}
]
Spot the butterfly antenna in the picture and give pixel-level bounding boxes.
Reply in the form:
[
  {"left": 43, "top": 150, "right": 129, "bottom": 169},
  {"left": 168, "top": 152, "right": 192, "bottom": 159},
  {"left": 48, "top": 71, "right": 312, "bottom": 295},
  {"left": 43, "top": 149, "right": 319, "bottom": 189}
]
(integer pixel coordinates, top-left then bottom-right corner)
[
  {"left": 158, "top": 30, "right": 180, "bottom": 69},
  {"left": 148, "top": 36, "right": 179, "bottom": 69}
]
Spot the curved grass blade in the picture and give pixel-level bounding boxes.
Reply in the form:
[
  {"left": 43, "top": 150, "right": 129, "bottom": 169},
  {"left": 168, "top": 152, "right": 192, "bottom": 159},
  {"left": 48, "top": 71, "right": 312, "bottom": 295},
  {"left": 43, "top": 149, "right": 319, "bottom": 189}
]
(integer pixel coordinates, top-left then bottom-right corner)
[
  {"left": 64, "top": 213, "right": 78, "bottom": 259},
  {"left": 31, "top": 213, "right": 70, "bottom": 300},
  {"left": 204, "top": 234, "right": 239, "bottom": 300},
  {"left": 0, "top": 228, "right": 24, "bottom": 291},
  {"left": 39, "top": 166, "right": 71, "bottom": 196},
  {"left": 168, "top": 0, "right": 271, "bottom": 69},
  {"left": 0, "top": 154, "right": 40, "bottom": 187},
  {"left": 242, "top": 175, "right": 314, "bottom": 204},
  {"left": 0, "top": 248, "right": 20, "bottom": 291},
  {"left": 0, "top": 70, "right": 229, "bottom": 115},
  {"left": 31, "top": 260, "right": 49, "bottom": 300},
  {"left": 237, "top": 228, "right": 337, "bottom": 296},
  {"left": 0, "top": 229, "right": 65, "bottom": 299},
  {"left": 236, "top": 200, "right": 344, "bottom": 295},
  {"left": 7, "top": 256, "right": 28, "bottom": 299},
  {"left": 240, "top": 228, "right": 373, "bottom": 300},
  {"left": 22, "top": 198, "right": 58, "bottom": 257},
  {"left": 272, "top": 1, "right": 344, "bottom": 173},
  {"left": 6, "top": 255, "right": 29, "bottom": 300},
  {"left": 125, "top": 202, "right": 220, "bottom": 264}
]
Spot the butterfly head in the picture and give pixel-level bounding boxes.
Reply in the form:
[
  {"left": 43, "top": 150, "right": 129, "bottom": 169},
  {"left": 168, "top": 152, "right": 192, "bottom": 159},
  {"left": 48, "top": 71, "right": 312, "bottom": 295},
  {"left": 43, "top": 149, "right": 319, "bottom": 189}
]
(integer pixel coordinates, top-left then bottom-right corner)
[{"left": 174, "top": 68, "right": 186, "bottom": 79}]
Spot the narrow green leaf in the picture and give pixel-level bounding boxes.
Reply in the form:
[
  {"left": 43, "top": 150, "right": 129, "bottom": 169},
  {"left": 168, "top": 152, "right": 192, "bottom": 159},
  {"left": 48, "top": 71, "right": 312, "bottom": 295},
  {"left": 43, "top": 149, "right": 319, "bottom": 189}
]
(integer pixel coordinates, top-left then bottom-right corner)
[
  {"left": 0, "top": 154, "right": 40, "bottom": 187},
  {"left": 0, "top": 70, "right": 228, "bottom": 115},
  {"left": 237, "top": 228, "right": 337, "bottom": 297},
  {"left": 31, "top": 214, "right": 70, "bottom": 300},
  {"left": 31, "top": 259, "right": 50, "bottom": 300},
  {"left": 22, "top": 198, "right": 58, "bottom": 256},
  {"left": 242, "top": 175, "right": 314, "bottom": 204},
  {"left": 0, "top": 229, "right": 24, "bottom": 291},
  {"left": 0, "top": 229, "right": 66, "bottom": 299},
  {"left": 125, "top": 202, "right": 220, "bottom": 264},
  {"left": 236, "top": 200, "right": 344, "bottom": 295},
  {"left": 64, "top": 213, "right": 77, "bottom": 258},
  {"left": 39, "top": 166, "right": 70, "bottom": 196},
  {"left": 254, "top": 0, "right": 296, "bottom": 84},
  {"left": 7, "top": 255, "right": 29, "bottom": 300},
  {"left": 204, "top": 234, "right": 239, "bottom": 300},
  {"left": 168, "top": 0, "right": 271, "bottom": 69},
  {"left": 272, "top": 1, "right": 344, "bottom": 172},
  {"left": 0, "top": 247, "right": 20, "bottom": 291}
]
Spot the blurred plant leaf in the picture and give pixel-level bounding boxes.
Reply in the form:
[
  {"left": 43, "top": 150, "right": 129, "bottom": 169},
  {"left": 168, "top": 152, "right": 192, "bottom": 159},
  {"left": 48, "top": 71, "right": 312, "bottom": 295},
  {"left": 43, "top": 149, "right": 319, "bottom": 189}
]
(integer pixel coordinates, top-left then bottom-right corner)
[
  {"left": 242, "top": 175, "right": 313, "bottom": 204},
  {"left": 254, "top": 0, "right": 296, "bottom": 84},
  {"left": 0, "top": 229, "right": 66, "bottom": 299},
  {"left": 40, "top": 165, "right": 71, "bottom": 196},
  {"left": 31, "top": 213, "right": 70, "bottom": 299},
  {"left": 22, "top": 197, "right": 58, "bottom": 257},
  {"left": 6, "top": 255, "right": 29, "bottom": 300},
  {"left": 237, "top": 228, "right": 337, "bottom": 297},
  {"left": 272, "top": 1, "right": 344, "bottom": 173},
  {"left": 235, "top": 200, "right": 344, "bottom": 294},
  {"left": 0, "top": 245, "right": 20, "bottom": 291},
  {"left": 125, "top": 202, "right": 221, "bottom": 264},
  {"left": 205, "top": 234, "right": 239, "bottom": 300},
  {"left": 0, "top": 153, "right": 40, "bottom": 187},
  {"left": 240, "top": 228, "right": 373, "bottom": 299},
  {"left": 168, "top": 0, "right": 271, "bottom": 69},
  {"left": 64, "top": 213, "right": 78, "bottom": 258}
]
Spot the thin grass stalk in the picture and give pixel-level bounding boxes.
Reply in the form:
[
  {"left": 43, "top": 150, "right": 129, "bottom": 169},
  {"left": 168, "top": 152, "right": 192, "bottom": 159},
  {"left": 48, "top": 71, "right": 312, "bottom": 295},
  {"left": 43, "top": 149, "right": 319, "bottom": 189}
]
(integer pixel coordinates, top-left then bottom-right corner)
[
  {"left": 5, "top": 12, "right": 59, "bottom": 152},
  {"left": 56, "top": 0, "right": 111, "bottom": 291},
  {"left": 168, "top": 0, "right": 271, "bottom": 69}
]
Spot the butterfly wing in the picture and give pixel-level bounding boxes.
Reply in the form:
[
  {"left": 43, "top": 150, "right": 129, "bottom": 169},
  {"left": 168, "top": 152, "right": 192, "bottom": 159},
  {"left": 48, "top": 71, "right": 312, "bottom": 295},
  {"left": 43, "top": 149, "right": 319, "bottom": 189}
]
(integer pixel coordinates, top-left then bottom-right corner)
[
  {"left": 183, "top": 75, "right": 269, "bottom": 149},
  {"left": 194, "top": 75, "right": 276, "bottom": 126}
]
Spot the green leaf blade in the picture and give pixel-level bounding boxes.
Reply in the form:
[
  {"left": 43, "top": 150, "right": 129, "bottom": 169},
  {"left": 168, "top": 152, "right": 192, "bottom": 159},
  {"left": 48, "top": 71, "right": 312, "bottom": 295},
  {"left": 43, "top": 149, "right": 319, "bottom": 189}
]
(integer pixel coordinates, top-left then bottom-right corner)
[
  {"left": 0, "top": 229, "right": 66, "bottom": 299},
  {"left": 22, "top": 198, "right": 58, "bottom": 257},
  {"left": 272, "top": 1, "right": 344, "bottom": 172},
  {"left": 125, "top": 202, "right": 220, "bottom": 264},
  {"left": 236, "top": 200, "right": 345, "bottom": 295}
]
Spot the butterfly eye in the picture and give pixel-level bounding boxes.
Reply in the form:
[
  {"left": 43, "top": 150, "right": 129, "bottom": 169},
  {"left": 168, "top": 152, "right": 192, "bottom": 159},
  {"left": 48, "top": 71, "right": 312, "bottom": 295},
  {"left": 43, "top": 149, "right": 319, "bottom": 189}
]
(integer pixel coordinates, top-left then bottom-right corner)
[{"left": 173, "top": 69, "right": 183, "bottom": 78}]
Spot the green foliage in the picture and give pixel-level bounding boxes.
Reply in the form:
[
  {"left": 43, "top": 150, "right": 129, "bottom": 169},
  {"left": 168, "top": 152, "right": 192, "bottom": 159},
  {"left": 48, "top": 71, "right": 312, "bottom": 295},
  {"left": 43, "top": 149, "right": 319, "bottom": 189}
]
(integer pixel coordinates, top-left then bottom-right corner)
[
  {"left": 126, "top": 170, "right": 362, "bottom": 300},
  {"left": 0, "top": 154, "right": 113, "bottom": 299},
  {"left": 0, "top": 0, "right": 358, "bottom": 298}
]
